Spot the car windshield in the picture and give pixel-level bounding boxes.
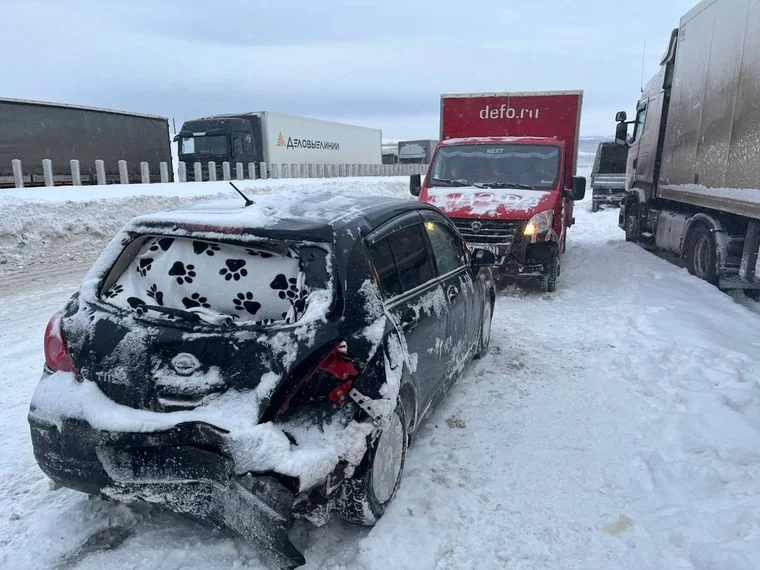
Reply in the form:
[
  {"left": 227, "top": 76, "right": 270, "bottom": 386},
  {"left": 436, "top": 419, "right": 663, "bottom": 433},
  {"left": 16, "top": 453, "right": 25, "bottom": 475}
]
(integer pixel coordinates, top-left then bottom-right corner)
[
  {"left": 100, "top": 237, "right": 316, "bottom": 326},
  {"left": 179, "top": 135, "right": 229, "bottom": 157},
  {"left": 428, "top": 144, "right": 561, "bottom": 189}
]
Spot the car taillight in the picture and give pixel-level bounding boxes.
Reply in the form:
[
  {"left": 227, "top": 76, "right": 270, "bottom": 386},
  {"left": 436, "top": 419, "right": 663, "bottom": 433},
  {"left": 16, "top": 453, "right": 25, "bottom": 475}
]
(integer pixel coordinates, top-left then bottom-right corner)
[
  {"left": 281, "top": 342, "right": 360, "bottom": 412},
  {"left": 44, "top": 311, "right": 76, "bottom": 373}
]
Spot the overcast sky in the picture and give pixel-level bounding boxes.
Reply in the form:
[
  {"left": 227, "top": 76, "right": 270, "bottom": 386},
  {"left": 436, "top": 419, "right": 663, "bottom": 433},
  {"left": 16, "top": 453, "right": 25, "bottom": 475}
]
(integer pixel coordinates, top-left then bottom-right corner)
[{"left": 2, "top": 0, "right": 697, "bottom": 139}]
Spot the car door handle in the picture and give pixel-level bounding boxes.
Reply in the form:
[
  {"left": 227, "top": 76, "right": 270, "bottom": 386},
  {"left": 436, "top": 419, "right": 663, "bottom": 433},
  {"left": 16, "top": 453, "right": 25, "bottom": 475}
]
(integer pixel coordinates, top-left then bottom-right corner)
[
  {"left": 446, "top": 285, "right": 459, "bottom": 302},
  {"left": 632, "top": 158, "right": 638, "bottom": 169}
]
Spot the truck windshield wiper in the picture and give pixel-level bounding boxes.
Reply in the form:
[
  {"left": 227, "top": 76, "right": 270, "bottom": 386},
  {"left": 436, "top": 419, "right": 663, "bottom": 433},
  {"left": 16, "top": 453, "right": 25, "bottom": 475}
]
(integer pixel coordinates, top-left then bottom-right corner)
[
  {"left": 473, "top": 181, "right": 536, "bottom": 190},
  {"left": 429, "top": 177, "right": 470, "bottom": 187}
]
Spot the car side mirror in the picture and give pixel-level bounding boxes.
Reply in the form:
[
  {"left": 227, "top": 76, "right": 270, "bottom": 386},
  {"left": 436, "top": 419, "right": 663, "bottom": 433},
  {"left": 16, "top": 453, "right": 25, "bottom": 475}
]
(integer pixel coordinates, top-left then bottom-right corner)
[
  {"left": 471, "top": 248, "right": 496, "bottom": 268},
  {"left": 615, "top": 121, "right": 629, "bottom": 146},
  {"left": 615, "top": 111, "right": 627, "bottom": 122},
  {"left": 571, "top": 176, "right": 586, "bottom": 201},
  {"left": 410, "top": 174, "right": 421, "bottom": 197}
]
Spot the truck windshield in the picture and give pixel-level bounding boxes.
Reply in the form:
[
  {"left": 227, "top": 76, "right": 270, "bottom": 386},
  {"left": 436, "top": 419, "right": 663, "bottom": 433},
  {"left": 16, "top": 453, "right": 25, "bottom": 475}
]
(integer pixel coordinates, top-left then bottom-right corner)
[
  {"left": 428, "top": 144, "right": 561, "bottom": 189},
  {"left": 179, "top": 135, "right": 229, "bottom": 157}
]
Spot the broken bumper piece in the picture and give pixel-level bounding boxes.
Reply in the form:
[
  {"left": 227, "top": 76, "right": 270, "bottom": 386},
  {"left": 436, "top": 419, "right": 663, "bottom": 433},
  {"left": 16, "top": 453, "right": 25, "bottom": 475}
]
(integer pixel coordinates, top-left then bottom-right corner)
[{"left": 28, "top": 414, "right": 307, "bottom": 569}]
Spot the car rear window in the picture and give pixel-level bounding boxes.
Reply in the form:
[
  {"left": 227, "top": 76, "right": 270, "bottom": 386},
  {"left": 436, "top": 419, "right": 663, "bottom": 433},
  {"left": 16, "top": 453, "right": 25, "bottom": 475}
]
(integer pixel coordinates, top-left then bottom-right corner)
[{"left": 101, "top": 236, "right": 310, "bottom": 325}]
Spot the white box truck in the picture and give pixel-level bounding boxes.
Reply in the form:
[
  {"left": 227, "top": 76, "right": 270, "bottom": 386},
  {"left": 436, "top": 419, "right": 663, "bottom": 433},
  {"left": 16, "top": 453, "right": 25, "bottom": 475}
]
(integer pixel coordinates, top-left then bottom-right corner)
[{"left": 175, "top": 112, "right": 382, "bottom": 180}]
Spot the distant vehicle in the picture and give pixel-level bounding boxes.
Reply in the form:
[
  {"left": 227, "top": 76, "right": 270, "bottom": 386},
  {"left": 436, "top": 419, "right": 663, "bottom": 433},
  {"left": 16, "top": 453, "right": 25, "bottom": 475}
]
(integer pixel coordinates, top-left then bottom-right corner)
[
  {"left": 176, "top": 112, "right": 382, "bottom": 180},
  {"left": 590, "top": 141, "right": 628, "bottom": 212},
  {"left": 28, "top": 191, "right": 495, "bottom": 569},
  {"left": 398, "top": 139, "right": 437, "bottom": 164},
  {"left": 616, "top": 0, "right": 760, "bottom": 290},
  {"left": 0, "top": 98, "right": 172, "bottom": 187},
  {"left": 411, "top": 91, "right": 586, "bottom": 292},
  {"left": 382, "top": 141, "right": 399, "bottom": 164}
]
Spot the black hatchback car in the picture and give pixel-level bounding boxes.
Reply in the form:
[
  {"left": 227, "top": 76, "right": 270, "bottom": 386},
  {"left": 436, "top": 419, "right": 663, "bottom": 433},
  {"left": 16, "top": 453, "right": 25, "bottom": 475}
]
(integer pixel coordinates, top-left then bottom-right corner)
[{"left": 29, "top": 191, "right": 495, "bottom": 568}]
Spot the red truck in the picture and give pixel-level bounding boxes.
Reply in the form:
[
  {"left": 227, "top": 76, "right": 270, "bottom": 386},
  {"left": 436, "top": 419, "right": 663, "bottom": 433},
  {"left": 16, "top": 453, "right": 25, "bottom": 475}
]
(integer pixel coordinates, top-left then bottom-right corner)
[{"left": 410, "top": 91, "right": 586, "bottom": 291}]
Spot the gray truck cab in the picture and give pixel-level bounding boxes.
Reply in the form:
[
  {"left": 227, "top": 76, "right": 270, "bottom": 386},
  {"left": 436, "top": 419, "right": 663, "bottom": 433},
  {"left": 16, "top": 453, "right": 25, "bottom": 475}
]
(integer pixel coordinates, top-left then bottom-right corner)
[{"left": 590, "top": 141, "right": 628, "bottom": 212}]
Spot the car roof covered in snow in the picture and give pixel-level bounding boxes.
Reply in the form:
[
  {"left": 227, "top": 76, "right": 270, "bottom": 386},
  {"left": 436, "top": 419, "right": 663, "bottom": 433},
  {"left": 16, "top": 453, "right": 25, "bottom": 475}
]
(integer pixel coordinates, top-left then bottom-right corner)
[{"left": 126, "top": 191, "right": 436, "bottom": 243}]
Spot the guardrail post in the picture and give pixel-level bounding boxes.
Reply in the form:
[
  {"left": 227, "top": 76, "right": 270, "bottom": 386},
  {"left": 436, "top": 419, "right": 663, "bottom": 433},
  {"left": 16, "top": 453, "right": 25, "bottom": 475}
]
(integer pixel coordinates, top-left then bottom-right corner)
[
  {"left": 118, "top": 160, "right": 129, "bottom": 184},
  {"left": 95, "top": 160, "right": 106, "bottom": 185},
  {"left": 140, "top": 161, "right": 150, "bottom": 184},
  {"left": 208, "top": 161, "right": 217, "bottom": 181},
  {"left": 270, "top": 163, "right": 279, "bottom": 179},
  {"left": 194, "top": 162, "right": 202, "bottom": 182},
  {"left": 236, "top": 162, "right": 244, "bottom": 180},
  {"left": 178, "top": 162, "right": 187, "bottom": 182},
  {"left": 248, "top": 162, "right": 256, "bottom": 179},
  {"left": 316, "top": 164, "right": 323, "bottom": 178},
  {"left": 43, "top": 159, "right": 54, "bottom": 187},
  {"left": 222, "top": 161, "right": 231, "bottom": 181},
  {"left": 260, "top": 162, "right": 268, "bottom": 179},
  {"left": 160, "top": 162, "right": 169, "bottom": 183},
  {"left": 70, "top": 160, "right": 81, "bottom": 186},
  {"left": 12, "top": 159, "right": 23, "bottom": 188},
  {"left": 280, "top": 164, "right": 288, "bottom": 179}
]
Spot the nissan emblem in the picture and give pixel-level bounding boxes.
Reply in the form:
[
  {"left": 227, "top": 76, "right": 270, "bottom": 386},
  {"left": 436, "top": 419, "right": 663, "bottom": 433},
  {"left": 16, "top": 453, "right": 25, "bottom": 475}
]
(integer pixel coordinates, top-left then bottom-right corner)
[{"left": 171, "top": 353, "right": 201, "bottom": 376}]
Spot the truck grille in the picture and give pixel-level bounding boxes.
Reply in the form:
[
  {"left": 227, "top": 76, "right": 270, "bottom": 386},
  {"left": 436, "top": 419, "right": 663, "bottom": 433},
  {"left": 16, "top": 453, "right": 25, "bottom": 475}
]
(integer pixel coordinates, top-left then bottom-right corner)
[{"left": 450, "top": 218, "right": 522, "bottom": 245}]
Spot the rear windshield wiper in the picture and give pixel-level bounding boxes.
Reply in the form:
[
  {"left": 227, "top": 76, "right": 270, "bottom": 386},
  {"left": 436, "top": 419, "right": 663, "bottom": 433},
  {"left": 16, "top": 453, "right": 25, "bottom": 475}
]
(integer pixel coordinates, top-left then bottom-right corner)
[
  {"left": 473, "top": 181, "right": 536, "bottom": 190},
  {"left": 135, "top": 304, "right": 200, "bottom": 322},
  {"left": 429, "top": 177, "right": 470, "bottom": 187},
  {"left": 135, "top": 304, "right": 235, "bottom": 326}
]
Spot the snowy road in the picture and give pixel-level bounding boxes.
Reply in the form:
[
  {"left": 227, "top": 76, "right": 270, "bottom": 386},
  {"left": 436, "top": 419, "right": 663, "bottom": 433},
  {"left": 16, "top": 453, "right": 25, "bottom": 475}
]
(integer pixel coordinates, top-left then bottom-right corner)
[{"left": 2, "top": 178, "right": 760, "bottom": 569}]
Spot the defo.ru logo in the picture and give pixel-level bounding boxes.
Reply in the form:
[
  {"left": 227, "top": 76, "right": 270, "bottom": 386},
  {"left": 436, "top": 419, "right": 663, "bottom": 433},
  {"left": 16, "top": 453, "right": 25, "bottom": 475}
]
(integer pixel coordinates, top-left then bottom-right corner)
[{"left": 479, "top": 105, "right": 540, "bottom": 120}]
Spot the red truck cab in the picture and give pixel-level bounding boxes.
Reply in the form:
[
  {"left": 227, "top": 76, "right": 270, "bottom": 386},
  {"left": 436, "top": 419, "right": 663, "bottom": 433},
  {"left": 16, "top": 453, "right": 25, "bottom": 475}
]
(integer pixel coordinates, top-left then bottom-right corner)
[{"left": 411, "top": 92, "right": 586, "bottom": 291}]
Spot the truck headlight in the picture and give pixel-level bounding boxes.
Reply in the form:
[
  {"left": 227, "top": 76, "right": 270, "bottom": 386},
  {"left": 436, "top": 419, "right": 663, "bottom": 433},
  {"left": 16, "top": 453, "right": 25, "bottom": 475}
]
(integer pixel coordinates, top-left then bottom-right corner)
[{"left": 523, "top": 210, "right": 554, "bottom": 237}]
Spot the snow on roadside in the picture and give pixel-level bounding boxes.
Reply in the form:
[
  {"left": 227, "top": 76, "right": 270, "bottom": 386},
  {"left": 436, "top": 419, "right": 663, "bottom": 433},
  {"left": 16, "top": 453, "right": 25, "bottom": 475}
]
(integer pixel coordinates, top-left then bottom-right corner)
[
  {"left": 2, "top": 175, "right": 760, "bottom": 568},
  {"left": 0, "top": 177, "right": 411, "bottom": 275}
]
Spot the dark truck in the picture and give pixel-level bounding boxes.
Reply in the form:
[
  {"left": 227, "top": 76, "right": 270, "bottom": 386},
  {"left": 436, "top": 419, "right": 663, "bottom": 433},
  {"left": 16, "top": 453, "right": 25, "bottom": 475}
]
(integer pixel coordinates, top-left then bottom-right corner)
[
  {"left": 590, "top": 141, "right": 627, "bottom": 212},
  {"left": 0, "top": 98, "right": 172, "bottom": 187},
  {"left": 616, "top": 0, "right": 760, "bottom": 290}
]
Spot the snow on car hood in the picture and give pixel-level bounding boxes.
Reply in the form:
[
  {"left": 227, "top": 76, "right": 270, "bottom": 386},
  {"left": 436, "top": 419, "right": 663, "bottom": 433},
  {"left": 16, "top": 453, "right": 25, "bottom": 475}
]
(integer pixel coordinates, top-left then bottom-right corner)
[{"left": 424, "top": 186, "right": 555, "bottom": 219}]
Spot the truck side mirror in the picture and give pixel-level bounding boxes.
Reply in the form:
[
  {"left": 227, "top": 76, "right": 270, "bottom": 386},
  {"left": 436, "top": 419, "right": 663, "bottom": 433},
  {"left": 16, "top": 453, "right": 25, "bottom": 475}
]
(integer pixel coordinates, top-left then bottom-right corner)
[
  {"left": 615, "top": 121, "right": 629, "bottom": 146},
  {"left": 571, "top": 176, "right": 586, "bottom": 201},
  {"left": 615, "top": 111, "right": 627, "bottom": 122},
  {"left": 410, "top": 174, "right": 421, "bottom": 197}
]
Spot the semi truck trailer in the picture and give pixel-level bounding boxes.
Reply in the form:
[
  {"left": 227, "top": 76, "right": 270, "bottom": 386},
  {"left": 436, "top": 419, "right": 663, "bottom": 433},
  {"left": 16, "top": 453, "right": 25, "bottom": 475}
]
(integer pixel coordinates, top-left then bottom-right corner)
[
  {"left": 616, "top": 0, "right": 760, "bottom": 290},
  {"left": 176, "top": 112, "right": 382, "bottom": 181},
  {"left": 0, "top": 98, "right": 172, "bottom": 187}
]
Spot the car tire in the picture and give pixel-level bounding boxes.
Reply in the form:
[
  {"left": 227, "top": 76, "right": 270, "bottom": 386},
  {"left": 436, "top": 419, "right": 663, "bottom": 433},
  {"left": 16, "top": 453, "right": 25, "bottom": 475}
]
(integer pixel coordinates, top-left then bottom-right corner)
[
  {"left": 685, "top": 223, "right": 718, "bottom": 284},
  {"left": 475, "top": 300, "right": 493, "bottom": 359},
  {"left": 336, "top": 402, "right": 408, "bottom": 526}
]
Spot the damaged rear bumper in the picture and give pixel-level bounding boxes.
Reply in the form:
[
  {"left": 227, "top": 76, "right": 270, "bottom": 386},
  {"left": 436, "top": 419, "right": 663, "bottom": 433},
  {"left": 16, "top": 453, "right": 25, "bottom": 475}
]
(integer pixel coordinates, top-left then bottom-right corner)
[{"left": 28, "top": 413, "right": 306, "bottom": 569}]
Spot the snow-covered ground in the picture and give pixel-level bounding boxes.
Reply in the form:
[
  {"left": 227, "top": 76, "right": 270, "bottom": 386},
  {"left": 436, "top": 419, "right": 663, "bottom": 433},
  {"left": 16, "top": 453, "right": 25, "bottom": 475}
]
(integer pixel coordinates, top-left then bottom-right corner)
[{"left": 2, "top": 176, "right": 760, "bottom": 569}]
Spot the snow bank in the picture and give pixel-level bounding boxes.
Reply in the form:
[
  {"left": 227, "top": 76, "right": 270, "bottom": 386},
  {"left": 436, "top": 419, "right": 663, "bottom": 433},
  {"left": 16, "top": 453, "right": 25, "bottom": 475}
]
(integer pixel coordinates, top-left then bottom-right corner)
[{"left": 0, "top": 177, "right": 411, "bottom": 275}]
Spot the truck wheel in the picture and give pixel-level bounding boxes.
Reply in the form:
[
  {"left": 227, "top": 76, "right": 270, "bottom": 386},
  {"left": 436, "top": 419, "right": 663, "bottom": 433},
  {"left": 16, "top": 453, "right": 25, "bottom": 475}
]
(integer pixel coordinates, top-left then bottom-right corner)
[
  {"left": 624, "top": 202, "right": 640, "bottom": 242},
  {"left": 685, "top": 224, "right": 718, "bottom": 284},
  {"left": 336, "top": 402, "right": 408, "bottom": 526},
  {"left": 540, "top": 253, "right": 559, "bottom": 293}
]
